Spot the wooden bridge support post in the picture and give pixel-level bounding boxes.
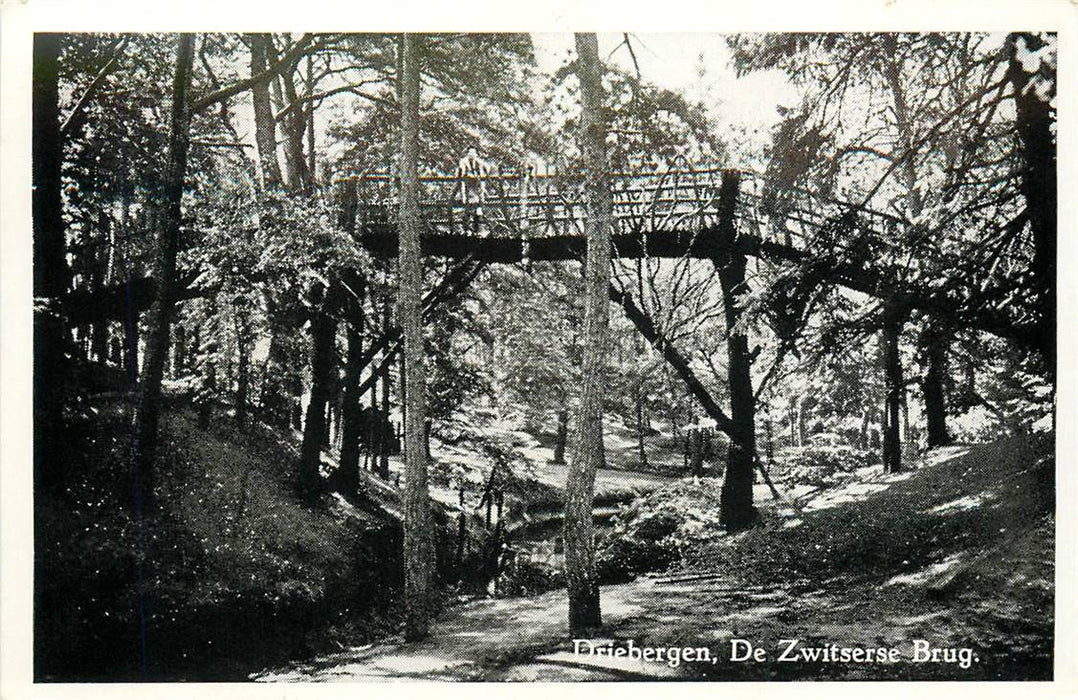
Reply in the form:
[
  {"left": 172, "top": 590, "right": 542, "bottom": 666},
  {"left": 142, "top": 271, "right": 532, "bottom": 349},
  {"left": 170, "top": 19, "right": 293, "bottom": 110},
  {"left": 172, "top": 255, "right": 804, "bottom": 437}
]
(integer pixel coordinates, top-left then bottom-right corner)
[{"left": 713, "top": 171, "right": 760, "bottom": 532}]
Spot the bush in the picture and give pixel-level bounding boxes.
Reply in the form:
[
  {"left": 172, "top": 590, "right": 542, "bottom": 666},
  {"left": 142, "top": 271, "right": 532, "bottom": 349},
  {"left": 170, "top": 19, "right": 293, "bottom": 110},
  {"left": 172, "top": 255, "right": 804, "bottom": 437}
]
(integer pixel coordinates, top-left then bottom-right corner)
[
  {"left": 597, "top": 478, "right": 725, "bottom": 582},
  {"left": 774, "top": 443, "right": 875, "bottom": 487},
  {"left": 495, "top": 556, "right": 565, "bottom": 596}
]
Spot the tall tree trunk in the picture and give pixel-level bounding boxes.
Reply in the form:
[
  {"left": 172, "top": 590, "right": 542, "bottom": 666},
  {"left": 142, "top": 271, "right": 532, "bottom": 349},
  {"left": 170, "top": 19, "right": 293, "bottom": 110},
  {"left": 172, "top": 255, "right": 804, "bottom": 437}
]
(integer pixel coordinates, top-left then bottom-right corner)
[
  {"left": 90, "top": 212, "right": 110, "bottom": 363},
  {"left": 564, "top": 32, "right": 610, "bottom": 636},
  {"left": 118, "top": 165, "right": 138, "bottom": 377},
  {"left": 901, "top": 388, "right": 910, "bottom": 444},
  {"left": 248, "top": 33, "right": 283, "bottom": 189},
  {"left": 858, "top": 409, "right": 871, "bottom": 451},
  {"left": 134, "top": 33, "right": 195, "bottom": 508},
  {"left": 379, "top": 302, "right": 392, "bottom": 479},
  {"left": 339, "top": 310, "right": 365, "bottom": 496},
  {"left": 882, "top": 36, "right": 926, "bottom": 466},
  {"left": 399, "top": 33, "right": 434, "bottom": 642},
  {"left": 1006, "top": 33, "right": 1056, "bottom": 378},
  {"left": 279, "top": 64, "right": 310, "bottom": 193},
  {"left": 689, "top": 430, "right": 705, "bottom": 476},
  {"left": 635, "top": 384, "right": 649, "bottom": 470},
  {"left": 33, "top": 32, "right": 70, "bottom": 490},
  {"left": 173, "top": 324, "right": 186, "bottom": 373},
  {"left": 713, "top": 172, "right": 759, "bottom": 532},
  {"left": 124, "top": 307, "right": 140, "bottom": 377},
  {"left": 197, "top": 345, "right": 217, "bottom": 432},
  {"left": 882, "top": 302, "right": 906, "bottom": 473},
  {"left": 795, "top": 397, "right": 807, "bottom": 447},
  {"left": 235, "top": 310, "right": 250, "bottom": 427},
  {"left": 922, "top": 324, "right": 950, "bottom": 448},
  {"left": 262, "top": 308, "right": 290, "bottom": 428},
  {"left": 552, "top": 408, "right": 568, "bottom": 465},
  {"left": 297, "top": 297, "right": 337, "bottom": 496},
  {"left": 882, "top": 35, "right": 924, "bottom": 224},
  {"left": 306, "top": 55, "right": 317, "bottom": 184}
]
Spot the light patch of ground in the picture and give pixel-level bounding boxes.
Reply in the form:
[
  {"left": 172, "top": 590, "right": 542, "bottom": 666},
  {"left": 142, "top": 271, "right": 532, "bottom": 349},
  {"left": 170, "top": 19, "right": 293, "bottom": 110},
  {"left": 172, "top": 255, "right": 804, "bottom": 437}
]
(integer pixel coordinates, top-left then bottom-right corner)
[
  {"left": 923, "top": 491, "right": 998, "bottom": 515},
  {"left": 923, "top": 446, "right": 971, "bottom": 466},
  {"left": 801, "top": 468, "right": 915, "bottom": 511},
  {"left": 883, "top": 552, "right": 967, "bottom": 587}
]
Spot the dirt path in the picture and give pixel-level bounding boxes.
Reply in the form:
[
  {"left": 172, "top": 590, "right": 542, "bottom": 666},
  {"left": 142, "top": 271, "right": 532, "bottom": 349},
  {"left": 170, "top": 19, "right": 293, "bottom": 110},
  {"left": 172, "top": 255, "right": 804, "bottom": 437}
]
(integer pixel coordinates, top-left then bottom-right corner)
[
  {"left": 252, "top": 577, "right": 723, "bottom": 681},
  {"left": 253, "top": 439, "right": 1052, "bottom": 682},
  {"left": 253, "top": 552, "right": 1039, "bottom": 682},
  {"left": 530, "top": 460, "right": 675, "bottom": 494}
]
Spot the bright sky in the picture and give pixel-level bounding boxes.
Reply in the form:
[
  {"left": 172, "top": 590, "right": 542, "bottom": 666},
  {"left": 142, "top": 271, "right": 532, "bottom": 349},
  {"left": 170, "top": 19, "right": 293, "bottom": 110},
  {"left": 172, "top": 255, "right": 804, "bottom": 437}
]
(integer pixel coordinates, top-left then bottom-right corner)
[
  {"left": 531, "top": 32, "right": 798, "bottom": 162},
  {"left": 314, "top": 33, "right": 799, "bottom": 172}
]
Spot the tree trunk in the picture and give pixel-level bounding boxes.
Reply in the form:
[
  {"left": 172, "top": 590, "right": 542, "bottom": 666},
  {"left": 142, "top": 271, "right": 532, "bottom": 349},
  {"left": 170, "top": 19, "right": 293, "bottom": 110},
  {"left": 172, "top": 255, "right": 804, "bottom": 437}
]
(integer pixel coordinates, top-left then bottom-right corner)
[
  {"left": 90, "top": 213, "right": 110, "bottom": 363},
  {"left": 795, "top": 397, "right": 807, "bottom": 447},
  {"left": 398, "top": 349, "right": 407, "bottom": 448},
  {"left": 262, "top": 312, "right": 290, "bottom": 428},
  {"left": 173, "top": 323, "right": 186, "bottom": 373},
  {"left": 882, "top": 302, "right": 906, "bottom": 473},
  {"left": 689, "top": 429, "right": 705, "bottom": 477},
  {"left": 339, "top": 311, "right": 365, "bottom": 496},
  {"left": 279, "top": 62, "right": 310, "bottom": 193},
  {"left": 198, "top": 361, "right": 217, "bottom": 430},
  {"left": 33, "top": 32, "right": 70, "bottom": 491},
  {"left": 297, "top": 297, "right": 338, "bottom": 496},
  {"left": 882, "top": 35, "right": 924, "bottom": 224},
  {"left": 380, "top": 302, "right": 392, "bottom": 479},
  {"left": 1007, "top": 33, "right": 1056, "bottom": 378},
  {"left": 552, "top": 408, "right": 568, "bottom": 464},
  {"left": 306, "top": 56, "right": 317, "bottom": 184},
  {"left": 564, "top": 32, "right": 610, "bottom": 636},
  {"left": 399, "top": 33, "right": 434, "bottom": 642},
  {"left": 922, "top": 324, "right": 950, "bottom": 448},
  {"left": 248, "top": 33, "right": 283, "bottom": 189},
  {"left": 901, "top": 388, "right": 910, "bottom": 444},
  {"left": 713, "top": 172, "right": 759, "bottom": 532},
  {"left": 134, "top": 34, "right": 195, "bottom": 508},
  {"left": 235, "top": 310, "right": 251, "bottom": 427},
  {"left": 635, "top": 384, "right": 649, "bottom": 470}
]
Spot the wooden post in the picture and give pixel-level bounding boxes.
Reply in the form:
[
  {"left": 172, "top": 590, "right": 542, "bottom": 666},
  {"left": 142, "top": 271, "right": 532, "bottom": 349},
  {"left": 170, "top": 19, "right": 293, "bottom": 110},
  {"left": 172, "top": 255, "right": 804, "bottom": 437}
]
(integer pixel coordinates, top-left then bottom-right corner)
[{"left": 456, "top": 487, "right": 466, "bottom": 568}]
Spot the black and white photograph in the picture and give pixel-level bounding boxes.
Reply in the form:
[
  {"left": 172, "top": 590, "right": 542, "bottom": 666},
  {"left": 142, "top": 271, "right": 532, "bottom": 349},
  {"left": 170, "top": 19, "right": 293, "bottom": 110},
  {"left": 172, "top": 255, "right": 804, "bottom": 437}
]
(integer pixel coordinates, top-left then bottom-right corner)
[{"left": 1, "top": 1, "right": 1074, "bottom": 692}]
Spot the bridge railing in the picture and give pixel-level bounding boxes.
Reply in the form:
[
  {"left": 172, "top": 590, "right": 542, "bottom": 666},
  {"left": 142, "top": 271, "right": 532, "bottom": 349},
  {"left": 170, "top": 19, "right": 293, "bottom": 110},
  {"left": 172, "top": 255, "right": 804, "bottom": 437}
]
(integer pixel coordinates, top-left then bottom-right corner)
[
  {"left": 334, "top": 166, "right": 905, "bottom": 253},
  {"left": 336, "top": 167, "right": 735, "bottom": 236},
  {"left": 736, "top": 171, "right": 907, "bottom": 253}
]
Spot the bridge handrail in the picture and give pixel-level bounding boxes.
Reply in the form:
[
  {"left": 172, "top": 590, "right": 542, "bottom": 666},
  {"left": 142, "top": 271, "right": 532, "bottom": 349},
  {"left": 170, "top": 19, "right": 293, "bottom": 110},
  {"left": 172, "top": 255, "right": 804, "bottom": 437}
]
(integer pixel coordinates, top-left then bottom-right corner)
[{"left": 334, "top": 164, "right": 911, "bottom": 246}]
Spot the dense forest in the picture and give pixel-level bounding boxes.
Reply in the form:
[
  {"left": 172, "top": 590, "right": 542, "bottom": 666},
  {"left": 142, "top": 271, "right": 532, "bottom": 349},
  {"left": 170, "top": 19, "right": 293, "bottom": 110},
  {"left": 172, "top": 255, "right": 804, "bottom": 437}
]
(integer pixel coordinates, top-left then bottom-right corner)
[{"left": 31, "top": 31, "right": 1055, "bottom": 681}]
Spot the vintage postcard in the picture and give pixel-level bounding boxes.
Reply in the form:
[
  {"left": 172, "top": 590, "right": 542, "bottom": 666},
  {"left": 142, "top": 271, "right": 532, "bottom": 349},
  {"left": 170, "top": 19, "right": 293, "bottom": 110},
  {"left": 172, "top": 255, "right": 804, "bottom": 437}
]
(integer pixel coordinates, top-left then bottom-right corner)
[{"left": 1, "top": 0, "right": 1074, "bottom": 697}]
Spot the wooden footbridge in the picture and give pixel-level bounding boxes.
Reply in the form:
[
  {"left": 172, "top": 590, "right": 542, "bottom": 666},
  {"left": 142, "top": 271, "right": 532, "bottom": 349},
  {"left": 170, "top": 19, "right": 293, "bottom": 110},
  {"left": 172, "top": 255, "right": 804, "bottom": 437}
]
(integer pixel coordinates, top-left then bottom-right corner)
[
  {"left": 335, "top": 165, "right": 1036, "bottom": 350},
  {"left": 67, "top": 163, "right": 1036, "bottom": 353},
  {"left": 338, "top": 166, "right": 901, "bottom": 259}
]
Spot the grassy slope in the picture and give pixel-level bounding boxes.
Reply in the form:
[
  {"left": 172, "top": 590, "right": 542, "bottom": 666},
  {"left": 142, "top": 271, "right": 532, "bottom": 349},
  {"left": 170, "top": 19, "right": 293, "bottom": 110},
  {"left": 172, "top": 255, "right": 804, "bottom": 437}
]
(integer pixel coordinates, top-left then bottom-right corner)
[
  {"left": 612, "top": 434, "right": 1054, "bottom": 680},
  {"left": 35, "top": 400, "right": 403, "bottom": 681}
]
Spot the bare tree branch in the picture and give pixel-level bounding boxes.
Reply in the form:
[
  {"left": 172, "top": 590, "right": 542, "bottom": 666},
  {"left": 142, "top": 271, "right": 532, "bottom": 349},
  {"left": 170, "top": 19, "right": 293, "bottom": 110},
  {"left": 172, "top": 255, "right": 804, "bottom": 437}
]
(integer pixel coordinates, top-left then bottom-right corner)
[
  {"left": 190, "top": 33, "right": 320, "bottom": 113},
  {"left": 60, "top": 36, "right": 128, "bottom": 138}
]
